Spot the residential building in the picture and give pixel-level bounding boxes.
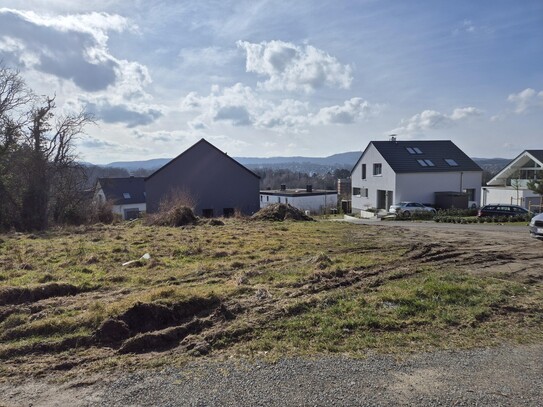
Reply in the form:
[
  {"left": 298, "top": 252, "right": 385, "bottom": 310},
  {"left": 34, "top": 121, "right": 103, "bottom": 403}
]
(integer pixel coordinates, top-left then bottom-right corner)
[
  {"left": 260, "top": 185, "right": 337, "bottom": 214},
  {"left": 145, "top": 139, "right": 260, "bottom": 217},
  {"left": 482, "top": 150, "right": 543, "bottom": 210},
  {"left": 94, "top": 177, "right": 146, "bottom": 220},
  {"left": 351, "top": 139, "right": 483, "bottom": 212}
]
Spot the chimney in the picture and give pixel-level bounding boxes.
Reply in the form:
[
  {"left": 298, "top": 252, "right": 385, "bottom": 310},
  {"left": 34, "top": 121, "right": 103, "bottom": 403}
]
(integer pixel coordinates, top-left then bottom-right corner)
[
  {"left": 389, "top": 134, "right": 397, "bottom": 142},
  {"left": 280, "top": 184, "right": 286, "bottom": 191},
  {"left": 306, "top": 184, "right": 312, "bottom": 192}
]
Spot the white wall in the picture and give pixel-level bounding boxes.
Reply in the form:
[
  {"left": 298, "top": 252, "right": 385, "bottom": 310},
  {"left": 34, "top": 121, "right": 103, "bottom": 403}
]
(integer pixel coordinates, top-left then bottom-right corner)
[
  {"left": 396, "top": 171, "right": 482, "bottom": 206},
  {"left": 481, "top": 186, "right": 539, "bottom": 207},
  {"left": 351, "top": 144, "right": 395, "bottom": 210},
  {"left": 112, "top": 203, "right": 147, "bottom": 219},
  {"left": 260, "top": 193, "right": 337, "bottom": 214}
]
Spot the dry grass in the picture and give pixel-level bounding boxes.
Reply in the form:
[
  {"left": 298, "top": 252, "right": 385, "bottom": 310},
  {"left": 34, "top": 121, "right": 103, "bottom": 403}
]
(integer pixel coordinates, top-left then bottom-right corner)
[{"left": 0, "top": 219, "right": 541, "bottom": 377}]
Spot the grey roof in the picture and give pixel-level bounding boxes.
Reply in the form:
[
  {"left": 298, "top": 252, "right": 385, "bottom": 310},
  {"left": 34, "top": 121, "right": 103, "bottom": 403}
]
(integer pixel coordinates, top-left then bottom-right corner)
[
  {"left": 526, "top": 150, "right": 543, "bottom": 163},
  {"left": 97, "top": 177, "right": 146, "bottom": 205},
  {"left": 145, "top": 138, "right": 260, "bottom": 181},
  {"left": 355, "top": 140, "right": 482, "bottom": 173},
  {"left": 260, "top": 189, "right": 337, "bottom": 197}
]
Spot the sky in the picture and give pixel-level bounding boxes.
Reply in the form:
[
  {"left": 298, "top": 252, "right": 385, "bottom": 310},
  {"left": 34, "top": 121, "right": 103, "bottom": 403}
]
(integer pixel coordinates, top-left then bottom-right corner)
[{"left": 0, "top": 1, "right": 541, "bottom": 164}]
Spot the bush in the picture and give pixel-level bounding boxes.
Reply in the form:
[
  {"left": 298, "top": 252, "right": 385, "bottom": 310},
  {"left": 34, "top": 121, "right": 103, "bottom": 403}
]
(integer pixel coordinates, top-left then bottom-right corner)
[{"left": 436, "top": 208, "right": 478, "bottom": 217}]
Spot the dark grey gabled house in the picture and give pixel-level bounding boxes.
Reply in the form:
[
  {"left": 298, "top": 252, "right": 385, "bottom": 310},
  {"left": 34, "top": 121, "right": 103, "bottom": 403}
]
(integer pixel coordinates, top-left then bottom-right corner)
[
  {"left": 351, "top": 139, "right": 483, "bottom": 212},
  {"left": 145, "top": 139, "right": 260, "bottom": 217}
]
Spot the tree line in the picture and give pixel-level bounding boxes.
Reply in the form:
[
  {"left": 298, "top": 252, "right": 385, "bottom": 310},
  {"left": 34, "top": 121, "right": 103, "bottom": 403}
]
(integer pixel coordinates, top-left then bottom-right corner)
[{"left": 0, "top": 65, "right": 93, "bottom": 231}]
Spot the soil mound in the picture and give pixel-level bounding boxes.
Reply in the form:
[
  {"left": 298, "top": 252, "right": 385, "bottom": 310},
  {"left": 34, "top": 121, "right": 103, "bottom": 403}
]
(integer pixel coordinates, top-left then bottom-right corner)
[
  {"left": 146, "top": 206, "right": 198, "bottom": 227},
  {"left": 251, "top": 203, "right": 314, "bottom": 221},
  {"left": 94, "top": 296, "right": 222, "bottom": 347},
  {"left": 0, "top": 283, "right": 80, "bottom": 306}
]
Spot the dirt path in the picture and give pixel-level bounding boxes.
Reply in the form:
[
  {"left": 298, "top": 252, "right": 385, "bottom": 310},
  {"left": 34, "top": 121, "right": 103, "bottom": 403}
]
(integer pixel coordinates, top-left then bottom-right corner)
[{"left": 1, "top": 344, "right": 542, "bottom": 406}]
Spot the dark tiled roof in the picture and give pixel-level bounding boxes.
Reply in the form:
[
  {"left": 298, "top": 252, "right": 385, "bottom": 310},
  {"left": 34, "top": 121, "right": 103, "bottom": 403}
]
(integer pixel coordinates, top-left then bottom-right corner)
[
  {"left": 370, "top": 140, "right": 482, "bottom": 173},
  {"left": 145, "top": 138, "right": 260, "bottom": 181},
  {"left": 526, "top": 150, "right": 543, "bottom": 164},
  {"left": 97, "top": 177, "right": 146, "bottom": 205}
]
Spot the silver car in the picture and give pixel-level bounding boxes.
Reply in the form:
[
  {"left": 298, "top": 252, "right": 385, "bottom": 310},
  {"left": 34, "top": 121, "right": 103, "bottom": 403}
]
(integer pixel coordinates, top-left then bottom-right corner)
[
  {"left": 389, "top": 202, "right": 437, "bottom": 216},
  {"left": 529, "top": 213, "right": 543, "bottom": 239}
]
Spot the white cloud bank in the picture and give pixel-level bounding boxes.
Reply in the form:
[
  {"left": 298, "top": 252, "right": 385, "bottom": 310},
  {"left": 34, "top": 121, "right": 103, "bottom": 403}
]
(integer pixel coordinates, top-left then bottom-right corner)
[
  {"left": 507, "top": 88, "right": 543, "bottom": 114},
  {"left": 180, "top": 84, "right": 377, "bottom": 132},
  {"left": 391, "top": 107, "right": 482, "bottom": 136},
  {"left": 237, "top": 40, "right": 353, "bottom": 93},
  {"left": 0, "top": 8, "right": 162, "bottom": 127}
]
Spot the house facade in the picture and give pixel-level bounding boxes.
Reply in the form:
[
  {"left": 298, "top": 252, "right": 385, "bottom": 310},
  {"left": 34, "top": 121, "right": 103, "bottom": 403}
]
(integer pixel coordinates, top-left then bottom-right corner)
[
  {"left": 145, "top": 139, "right": 260, "bottom": 217},
  {"left": 260, "top": 185, "right": 338, "bottom": 214},
  {"left": 351, "top": 140, "right": 483, "bottom": 212},
  {"left": 94, "top": 177, "right": 146, "bottom": 220},
  {"left": 482, "top": 150, "right": 543, "bottom": 210}
]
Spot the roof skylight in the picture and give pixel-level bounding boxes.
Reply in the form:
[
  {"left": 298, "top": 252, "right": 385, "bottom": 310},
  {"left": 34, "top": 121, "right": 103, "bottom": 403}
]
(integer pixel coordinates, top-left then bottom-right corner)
[
  {"left": 445, "top": 159, "right": 458, "bottom": 166},
  {"left": 407, "top": 147, "right": 423, "bottom": 154}
]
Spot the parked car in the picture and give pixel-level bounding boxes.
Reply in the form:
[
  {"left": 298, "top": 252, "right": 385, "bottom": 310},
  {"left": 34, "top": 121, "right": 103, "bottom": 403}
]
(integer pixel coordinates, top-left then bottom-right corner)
[
  {"left": 477, "top": 204, "right": 530, "bottom": 217},
  {"left": 388, "top": 202, "right": 436, "bottom": 216},
  {"left": 529, "top": 213, "right": 543, "bottom": 239}
]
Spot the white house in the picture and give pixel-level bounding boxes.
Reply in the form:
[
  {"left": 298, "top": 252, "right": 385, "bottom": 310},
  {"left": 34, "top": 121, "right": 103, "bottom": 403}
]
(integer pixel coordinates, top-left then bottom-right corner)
[
  {"left": 260, "top": 185, "right": 338, "bottom": 214},
  {"left": 94, "top": 177, "right": 147, "bottom": 220},
  {"left": 351, "top": 139, "right": 483, "bottom": 212},
  {"left": 482, "top": 150, "right": 543, "bottom": 210}
]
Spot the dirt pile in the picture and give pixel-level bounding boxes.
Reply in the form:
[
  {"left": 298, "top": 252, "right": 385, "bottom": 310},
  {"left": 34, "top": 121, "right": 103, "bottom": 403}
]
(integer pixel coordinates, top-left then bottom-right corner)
[
  {"left": 146, "top": 206, "right": 198, "bottom": 227},
  {"left": 0, "top": 283, "right": 80, "bottom": 306},
  {"left": 251, "top": 204, "right": 314, "bottom": 221}
]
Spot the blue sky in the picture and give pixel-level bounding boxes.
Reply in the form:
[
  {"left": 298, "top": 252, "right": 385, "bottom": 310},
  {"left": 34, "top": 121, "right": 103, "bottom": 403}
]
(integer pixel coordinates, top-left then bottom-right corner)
[{"left": 0, "top": 1, "right": 541, "bottom": 163}]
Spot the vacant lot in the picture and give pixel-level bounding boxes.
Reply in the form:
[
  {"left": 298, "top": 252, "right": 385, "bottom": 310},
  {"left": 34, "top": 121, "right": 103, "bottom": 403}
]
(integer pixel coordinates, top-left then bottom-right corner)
[{"left": 0, "top": 219, "right": 541, "bottom": 383}]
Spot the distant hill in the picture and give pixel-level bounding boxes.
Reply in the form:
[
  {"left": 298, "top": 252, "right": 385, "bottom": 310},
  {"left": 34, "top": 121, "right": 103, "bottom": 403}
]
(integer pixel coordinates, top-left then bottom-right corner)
[
  {"left": 105, "top": 152, "right": 362, "bottom": 172},
  {"left": 105, "top": 158, "right": 172, "bottom": 171},
  {"left": 103, "top": 153, "right": 511, "bottom": 177},
  {"left": 235, "top": 151, "right": 361, "bottom": 167},
  {"left": 472, "top": 157, "right": 510, "bottom": 175}
]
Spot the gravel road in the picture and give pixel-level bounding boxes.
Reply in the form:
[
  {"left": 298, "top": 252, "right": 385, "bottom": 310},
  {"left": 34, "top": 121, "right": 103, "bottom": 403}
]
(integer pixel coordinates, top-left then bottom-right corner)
[{"left": 2, "top": 344, "right": 542, "bottom": 406}]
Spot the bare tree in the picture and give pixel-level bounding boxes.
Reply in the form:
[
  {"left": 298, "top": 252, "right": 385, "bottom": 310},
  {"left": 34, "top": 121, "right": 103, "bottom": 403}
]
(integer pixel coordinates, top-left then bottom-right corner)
[{"left": 0, "top": 65, "right": 94, "bottom": 230}]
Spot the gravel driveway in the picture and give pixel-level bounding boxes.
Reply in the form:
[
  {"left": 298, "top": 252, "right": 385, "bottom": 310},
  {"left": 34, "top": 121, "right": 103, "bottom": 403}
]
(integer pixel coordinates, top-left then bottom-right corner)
[{"left": 2, "top": 344, "right": 542, "bottom": 406}]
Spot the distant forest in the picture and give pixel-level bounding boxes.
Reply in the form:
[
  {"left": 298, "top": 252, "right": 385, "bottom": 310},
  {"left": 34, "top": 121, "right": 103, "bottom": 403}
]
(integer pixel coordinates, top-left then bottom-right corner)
[{"left": 84, "top": 158, "right": 505, "bottom": 192}]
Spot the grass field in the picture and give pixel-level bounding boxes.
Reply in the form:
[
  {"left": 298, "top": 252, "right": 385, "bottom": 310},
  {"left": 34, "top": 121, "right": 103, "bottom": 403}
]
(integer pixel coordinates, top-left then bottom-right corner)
[{"left": 0, "top": 219, "right": 541, "bottom": 377}]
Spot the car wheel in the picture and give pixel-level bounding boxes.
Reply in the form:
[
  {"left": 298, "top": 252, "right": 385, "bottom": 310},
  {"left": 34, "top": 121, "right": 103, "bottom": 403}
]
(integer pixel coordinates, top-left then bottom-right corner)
[{"left": 403, "top": 210, "right": 411, "bottom": 217}]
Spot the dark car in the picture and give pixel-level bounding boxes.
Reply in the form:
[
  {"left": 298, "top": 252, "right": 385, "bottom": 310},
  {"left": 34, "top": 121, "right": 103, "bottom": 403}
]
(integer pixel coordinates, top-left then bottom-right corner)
[{"left": 477, "top": 204, "right": 529, "bottom": 217}]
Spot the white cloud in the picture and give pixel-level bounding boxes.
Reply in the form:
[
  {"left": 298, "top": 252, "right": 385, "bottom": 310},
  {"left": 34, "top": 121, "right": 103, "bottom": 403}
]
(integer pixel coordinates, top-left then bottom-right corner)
[
  {"left": 391, "top": 106, "right": 482, "bottom": 135},
  {"left": 507, "top": 88, "right": 543, "bottom": 114},
  {"left": 237, "top": 40, "right": 353, "bottom": 93},
  {"left": 0, "top": 8, "right": 163, "bottom": 128},
  {"left": 180, "top": 84, "right": 376, "bottom": 132},
  {"left": 314, "top": 97, "right": 377, "bottom": 125}
]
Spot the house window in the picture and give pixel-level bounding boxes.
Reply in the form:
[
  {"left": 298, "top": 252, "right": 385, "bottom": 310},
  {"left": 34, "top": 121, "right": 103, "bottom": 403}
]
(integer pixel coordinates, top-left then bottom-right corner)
[
  {"left": 361, "top": 164, "right": 366, "bottom": 179},
  {"left": 285, "top": 198, "right": 288, "bottom": 204},
  {"left": 353, "top": 187, "right": 361, "bottom": 196},
  {"left": 362, "top": 188, "right": 368, "bottom": 198},
  {"left": 278, "top": 197, "right": 281, "bottom": 203},
  {"left": 373, "top": 163, "right": 382, "bottom": 176},
  {"left": 445, "top": 159, "right": 458, "bottom": 166},
  {"left": 223, "top": 208, "right": 235, "bottom": 218},
  {"left": 123, "top": 192, "right": 131, "bottom": 199},
  {"left": 266, "top": 196, "right": 269, "bottom": 202},
  {"left": 202, "top": 209, "right": 214, "bottom": 218},
  {"left": 417, "top": 159, "right": 435, "bottom": 167},
  {"left": 407, "top": 147, "right": 423, "bottom": 154},
  {"left": 260, "top": 195, "right": 263, "bottom": 202},
  {"left": 123, "top": 208, "right": 140, "bottom": 220}
]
